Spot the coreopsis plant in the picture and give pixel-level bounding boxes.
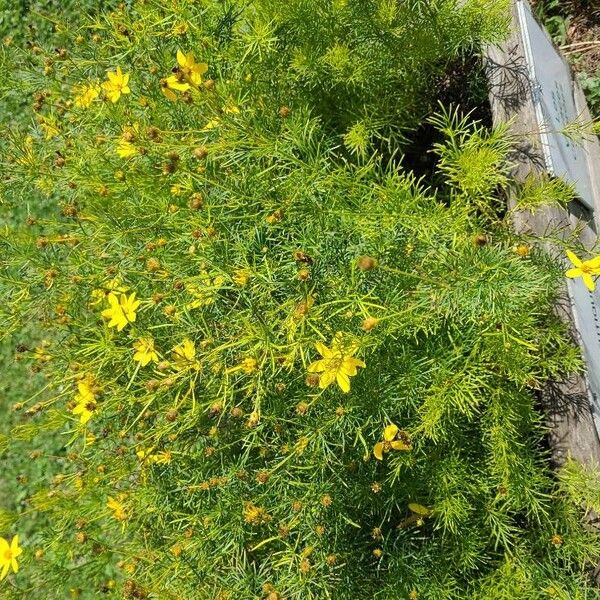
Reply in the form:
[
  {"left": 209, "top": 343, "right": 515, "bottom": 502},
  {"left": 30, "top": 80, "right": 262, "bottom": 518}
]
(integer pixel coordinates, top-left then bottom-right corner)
[{"left": 1, "top": 1, "right": 600, "bottom": 599}]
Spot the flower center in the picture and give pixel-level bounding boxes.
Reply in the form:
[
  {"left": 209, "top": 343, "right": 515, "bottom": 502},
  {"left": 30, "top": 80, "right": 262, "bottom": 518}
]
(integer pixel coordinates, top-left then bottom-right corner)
[
  {"left": 581, "top": 264, "right": 592, "bottom": 274},
  {"left": 3, "top": 549, "right": 12, "bottom": 561},
  {"left": 325, "top": 357, "right": 343, "bottom": 372},
  {"left": 383, "top": 441, "right": 392, "bottom": 452}
]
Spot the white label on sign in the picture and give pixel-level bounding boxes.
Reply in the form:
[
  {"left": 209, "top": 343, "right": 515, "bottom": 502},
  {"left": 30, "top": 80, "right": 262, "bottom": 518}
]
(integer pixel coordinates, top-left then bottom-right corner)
[{"left": 517, "top": 0, "right": 596, "bottom": 211}]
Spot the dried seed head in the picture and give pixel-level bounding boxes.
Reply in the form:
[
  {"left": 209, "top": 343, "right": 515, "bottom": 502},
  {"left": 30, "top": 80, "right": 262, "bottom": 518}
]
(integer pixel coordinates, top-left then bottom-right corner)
[
  {"left": 162, "top": 161, "right": 176, "bottom": 175},
  {"left": 146, "top": 127, "right": 161, "bottom": 141},
  {"left": 146, "top": 257, "right": 160, "bottom": 272},
  {"left": 292, "top": 249, "right": 313, "bottom": 264},
  {"left": 357, "top": 255, "right": 377, "bottom": 270},
  {"left": 189, "top": 192, "right": 204, "bottom": 210},
  {"left": 75, "top": 532, "right": 87, "bottom": 544},
  {"left": 306, "top": 373, "right": 320, "bottom": 387},
  {"left": 299, "top": 558, "right": 311, "bottom": 573},
  {"left": 256, "top": 470, "right": 270, "bottom": 484},
  {"left": 474, "top": 233, "right": 488, "bottom": 247},
  {"left": 296, "top": 402, "right": 309, "bottom": 415},
  {"left": 193, "top": 146, "right": 208, "bottom": 159}
]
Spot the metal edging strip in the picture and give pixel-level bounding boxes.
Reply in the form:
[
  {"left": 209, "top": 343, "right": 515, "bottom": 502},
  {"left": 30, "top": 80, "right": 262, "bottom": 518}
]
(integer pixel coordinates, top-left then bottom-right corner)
[{"left": 516, "top": 0, "right": 554, "bottom": 175}]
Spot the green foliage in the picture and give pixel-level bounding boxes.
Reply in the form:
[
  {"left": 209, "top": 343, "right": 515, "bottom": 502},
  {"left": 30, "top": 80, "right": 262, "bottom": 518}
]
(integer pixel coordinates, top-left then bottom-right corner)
[
  {"left": 0, "top": 1, "right": 598, "bottom": 599},
  {"left": 578, "top": 71, "right": 600, "bottom": 119},
  {"left": 515, "top": 173, "right": 576, "bottom": 212}
]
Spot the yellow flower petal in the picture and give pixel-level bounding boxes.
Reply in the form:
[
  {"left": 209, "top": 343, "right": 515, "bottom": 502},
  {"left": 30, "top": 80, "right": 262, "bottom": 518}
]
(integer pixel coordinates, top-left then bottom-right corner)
[
  {"left": 586, "top": 255, "right": 600, "bottom": 270},
  {"left": 315, "top": 341, "right": 333, "bottom": 358},
  {"left": 566, "top": 250, "right": 582, "bottom": 268},
  {"left": 319, "top": 370, "right": 336, "bottom": 389},
  {"left": 307, "top": 359, "right": 327, "bottom": 373},
  {"left": 11, "top": 536, "right": 22, "bottom": 558},
  {"left": 373, "top": 442, "right": 385, "bottom": 460},
  {"left": 336, "top": 371, "right": 350, "bottom": 393},
  {"left": 565, "top": 268, "right": 582, "bottom": 279},
  {"left": 341, "top": 356, "right": 366, "bottom": 376},
  {"left": 383, "top": 424, "right": 399, "bottom": 442},
  {"left": 162, "top": 86, "right": 177, "bottom": 101},
  {"left": 391, "top": 439, "right": 410, "bottom": 451},
  {"left": 582, "top": 273, "right": 596, "bottom": 291}
]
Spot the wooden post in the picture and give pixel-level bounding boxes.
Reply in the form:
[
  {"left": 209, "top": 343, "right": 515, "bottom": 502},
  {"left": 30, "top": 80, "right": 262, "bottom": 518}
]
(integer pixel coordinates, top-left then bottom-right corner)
[{"left": 486, "top": 0, "right": 600, "bottom": 467}]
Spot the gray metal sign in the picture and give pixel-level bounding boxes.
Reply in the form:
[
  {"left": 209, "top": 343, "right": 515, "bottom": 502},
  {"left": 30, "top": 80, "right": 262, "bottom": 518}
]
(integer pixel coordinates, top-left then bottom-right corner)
[
  {"left": 568, "top": 277, "right": 600, "bottom": 434},
  {"left": 517, "top": 0, "right": 596, "bottom": 211}
]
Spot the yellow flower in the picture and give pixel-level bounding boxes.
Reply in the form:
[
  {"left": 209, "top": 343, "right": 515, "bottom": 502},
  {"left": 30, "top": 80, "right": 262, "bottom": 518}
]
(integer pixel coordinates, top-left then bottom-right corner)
[
  {"left": 102, "top": 67, "right": 131, "bottom": 103},
  {"left": 138, "top": 447, "right": 172, "bottom": 466},
  {"left": 72, "top": 379, "right": 97, "bottom": 425},
  {"left": 116, "top": 139, "right": 137, "bottom": 158},
  {"left": 243, "top": 502, "right": 271, "bottom": 525},
  {"left": 226, "top": 357, "right": 258, "bottom": 375},
  {"left": 39, "top": 117, "right": 59, "bottom": 140},
  {"left": 170, "top": 184, "right": 185, "bottom": 196},
  {"left": 565, "top": 250, "right": 600, "bottom": 291},
  {"left": 133, "top": 337, "right": 159, "bottom": 366},
  {"left": 373, "top": 424, "right": 411, "bottom": 460},
  {"left": 172, "top": 338, "right": 196, "bottom": 367},
  {"left": 106, "top": 277, "right": 129, "bottom": 293},
  {"left": 101, "top": 292, "right": 141, "bottom": 331},
  {"left": 17, "top": 135, "right": 35, "bottom": 166},
  {"left": 107, "top": 496, "right": 127, "bottom": 521},
  {"left": 176, "top": 49, "right": 208, "bottom": 86},
  {"left": 232, "top": 269, "right": 252, "bottom": 286},
  {"left": 32, "top": 344, "right": 51, "bottom": 362},
  {"left": 172, "top": 21, "right": 188, "bottom": 35},
  {"left": 0, "top": 535, "right": 22, "bottom": 581},
  {"left": 73, "top": 82, "right": 100, "bottom": 108},
  {"left": 202, "top": 118, "right": 221, "bottom": 131},
  {"left": 307, "top": 333, "right": 365, "bottom": 393},
  {"left": 160, "top": 75, "right": 190, "bottom": 101},
  {"left": 186, "top": 273, "right": 224, "bottom": 309},
  {"left": 152, "top": 451, "right": 172, "bottom": 465}
]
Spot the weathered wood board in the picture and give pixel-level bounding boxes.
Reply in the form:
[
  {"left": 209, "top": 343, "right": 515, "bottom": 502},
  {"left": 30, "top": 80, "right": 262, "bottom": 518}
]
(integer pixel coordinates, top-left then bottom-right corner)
[{"left": 486, "top": 0, "right": 600, "bottom": 466}]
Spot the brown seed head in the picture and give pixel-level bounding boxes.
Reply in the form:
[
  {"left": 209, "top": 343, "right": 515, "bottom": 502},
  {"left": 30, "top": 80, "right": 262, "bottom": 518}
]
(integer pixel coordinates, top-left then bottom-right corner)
[{"left": 357, "top": 255, "right": 377, "bottom": 271}]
